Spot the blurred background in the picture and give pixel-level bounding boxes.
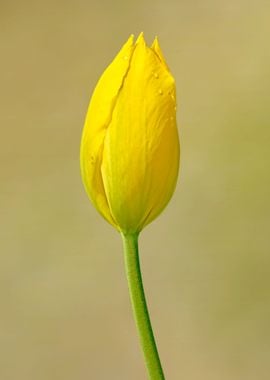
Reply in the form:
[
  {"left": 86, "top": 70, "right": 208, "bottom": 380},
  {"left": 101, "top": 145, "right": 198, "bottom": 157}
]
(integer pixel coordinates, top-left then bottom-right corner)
[{"left": 1, "top": 0, "right": 270, "bottom": 379}]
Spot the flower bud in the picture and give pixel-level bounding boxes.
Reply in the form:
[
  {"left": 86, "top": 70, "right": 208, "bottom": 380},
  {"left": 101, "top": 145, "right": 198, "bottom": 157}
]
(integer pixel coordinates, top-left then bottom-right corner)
[{"left": 80, "top": 33, "right": 180, "bottom": 234}]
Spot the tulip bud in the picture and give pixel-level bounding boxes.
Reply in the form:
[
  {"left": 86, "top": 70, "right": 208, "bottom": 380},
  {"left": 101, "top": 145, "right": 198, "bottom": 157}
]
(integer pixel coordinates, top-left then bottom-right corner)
[{"left": 80, "top": 33, "right": 180, "bottom": 234}]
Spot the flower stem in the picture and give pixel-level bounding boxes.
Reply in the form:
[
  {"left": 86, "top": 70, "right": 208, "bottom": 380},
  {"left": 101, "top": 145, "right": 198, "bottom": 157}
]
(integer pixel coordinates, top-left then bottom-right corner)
[{"left": 121, "top": 233, "right": 165, "bottom": 380}]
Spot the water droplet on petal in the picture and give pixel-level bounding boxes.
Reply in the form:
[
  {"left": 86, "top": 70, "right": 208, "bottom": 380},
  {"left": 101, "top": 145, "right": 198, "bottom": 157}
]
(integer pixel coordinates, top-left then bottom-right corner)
[
  {"left": 154, "top": 73, "right": 159, "bottom": 79},
  {"left": 158, "top": 89, "right": 163, "bottom": 95}
]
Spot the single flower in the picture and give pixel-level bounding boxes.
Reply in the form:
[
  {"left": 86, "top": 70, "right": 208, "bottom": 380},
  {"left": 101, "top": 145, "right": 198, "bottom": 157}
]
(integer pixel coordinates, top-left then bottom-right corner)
[
  {"left": 80, "top": 33, "right": 180, "bottom": 380},
  {"left": 80, "top": 32, "right": 180, "bottom": 234}
]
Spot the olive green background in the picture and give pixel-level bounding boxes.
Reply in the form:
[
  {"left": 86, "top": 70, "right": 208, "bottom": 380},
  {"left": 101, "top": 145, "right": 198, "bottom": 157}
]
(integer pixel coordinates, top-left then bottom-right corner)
[{"left": 1, "top": 0, "right": 269, "bottom": 379}]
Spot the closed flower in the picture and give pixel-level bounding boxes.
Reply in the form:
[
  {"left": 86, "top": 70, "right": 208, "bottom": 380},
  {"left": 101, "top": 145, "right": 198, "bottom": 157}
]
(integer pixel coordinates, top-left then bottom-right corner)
[{"left": 80, "top": 33, "right": 180, "bottom": 234}]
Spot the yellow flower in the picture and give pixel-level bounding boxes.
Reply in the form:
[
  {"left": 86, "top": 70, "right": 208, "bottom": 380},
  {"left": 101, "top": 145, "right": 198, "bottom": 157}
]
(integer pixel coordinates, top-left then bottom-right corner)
[{"left": 80, "top": 33, "right": 180, "bottom": 234}]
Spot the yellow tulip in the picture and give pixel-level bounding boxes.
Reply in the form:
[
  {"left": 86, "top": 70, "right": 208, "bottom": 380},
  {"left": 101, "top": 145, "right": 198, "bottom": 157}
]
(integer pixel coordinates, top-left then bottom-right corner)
[{"left": 80, "top": 33, "right": 180, "bottom": 234}]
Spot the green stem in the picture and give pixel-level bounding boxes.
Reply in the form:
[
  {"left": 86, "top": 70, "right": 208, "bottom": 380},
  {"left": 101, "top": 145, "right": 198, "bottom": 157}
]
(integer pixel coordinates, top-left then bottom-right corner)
[{"left": 121, "top": 232, "right": 165, "bottom": 380}]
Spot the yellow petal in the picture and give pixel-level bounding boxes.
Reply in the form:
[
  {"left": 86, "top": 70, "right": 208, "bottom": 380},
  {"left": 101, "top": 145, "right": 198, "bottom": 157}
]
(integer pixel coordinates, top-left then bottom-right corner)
[
  {"left": 151, "top": 36, "right": 170, "bottom": 71},
  {"left": 101, "top": 34, "right": 179, "bottom": 233},
  {"left": 80, "top": 35, "right": 135, "bottom": 227}
]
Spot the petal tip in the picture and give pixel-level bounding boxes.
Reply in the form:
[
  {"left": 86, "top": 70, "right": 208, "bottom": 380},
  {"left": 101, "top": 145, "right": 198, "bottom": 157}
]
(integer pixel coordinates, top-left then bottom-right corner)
[
  {"left": 151, "top": 36, "right": 170, "bottom": 70},
  {"left": 151, "top": 36, "right": 159, "bottom": 50},
  {"left": 126, "top": 34, "right": 135, "bottom": 46},
  {"left": 135, "top": 31, "right": 146, "bottom": 46}
]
